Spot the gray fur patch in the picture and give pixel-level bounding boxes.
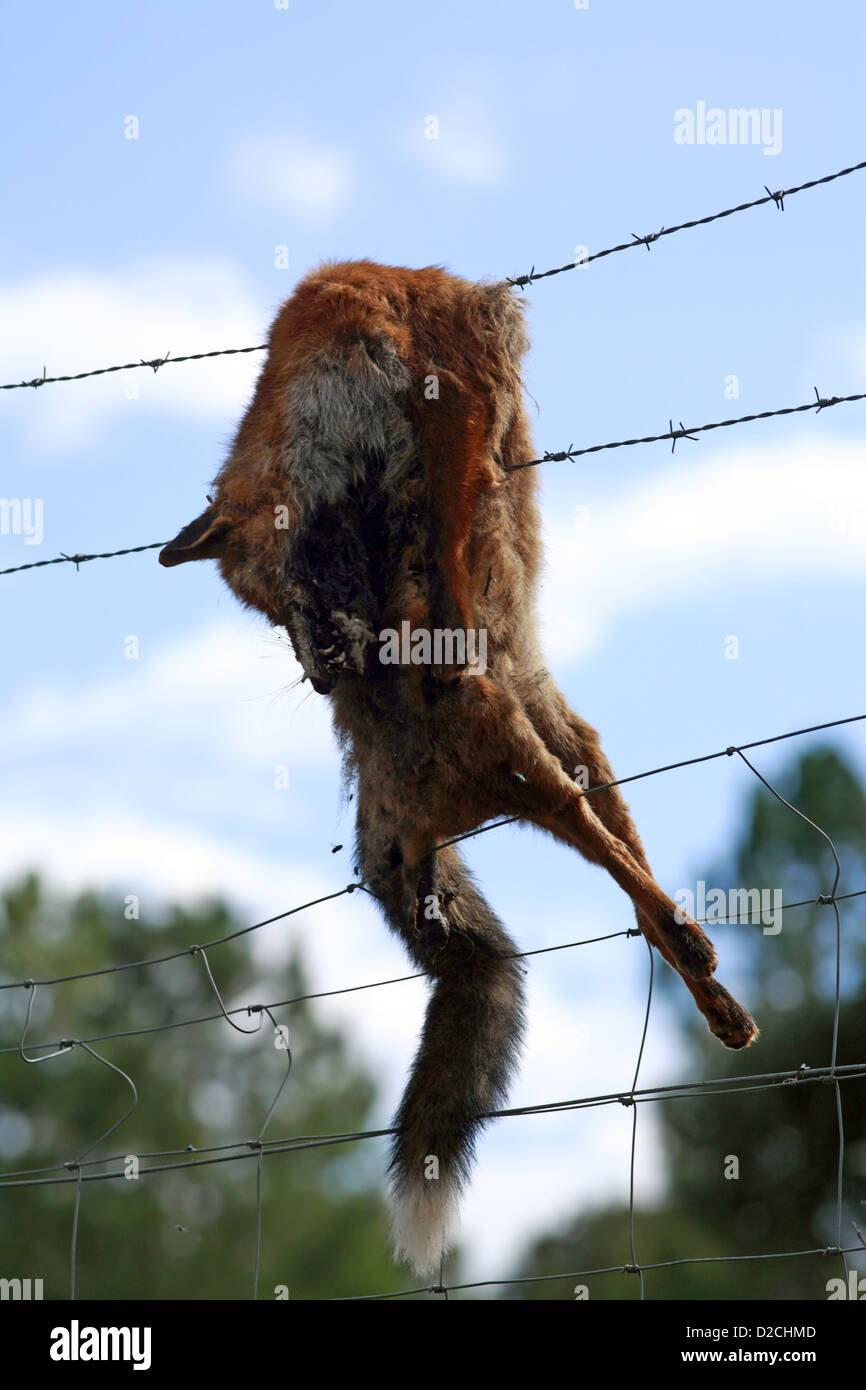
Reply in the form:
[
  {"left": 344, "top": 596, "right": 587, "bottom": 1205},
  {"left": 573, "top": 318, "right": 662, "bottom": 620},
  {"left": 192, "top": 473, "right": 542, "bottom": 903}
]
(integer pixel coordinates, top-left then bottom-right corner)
[{"left": 283, "top": 343, "right": 417, "bottom": 512}]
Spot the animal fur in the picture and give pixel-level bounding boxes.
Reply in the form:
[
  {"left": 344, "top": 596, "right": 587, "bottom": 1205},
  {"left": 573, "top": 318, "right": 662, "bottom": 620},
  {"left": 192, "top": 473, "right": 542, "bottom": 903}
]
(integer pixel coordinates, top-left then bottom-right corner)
[{"left": 160, "top": 259, "right": 758, "bottom": 1276}]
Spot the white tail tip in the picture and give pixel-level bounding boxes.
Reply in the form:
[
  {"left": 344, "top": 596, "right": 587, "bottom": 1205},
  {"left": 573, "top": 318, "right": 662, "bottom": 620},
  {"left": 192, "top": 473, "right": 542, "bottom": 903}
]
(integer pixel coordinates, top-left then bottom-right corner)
[{"left": 389, "top": 1179, "right": 460, "bottom": 1276}]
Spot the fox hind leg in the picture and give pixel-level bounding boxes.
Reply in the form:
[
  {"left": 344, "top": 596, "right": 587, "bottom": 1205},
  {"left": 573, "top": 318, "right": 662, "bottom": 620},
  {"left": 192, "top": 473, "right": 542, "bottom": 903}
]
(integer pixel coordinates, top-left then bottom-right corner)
[
  {"left": 458, "top": 675, "right": 716, "bottom": 975},
  {"left": 520, "top": 680, "right": 757, "bottom": 1048},
  {"left": 518, "top": 683, "right": 717, "bottom": 980}
]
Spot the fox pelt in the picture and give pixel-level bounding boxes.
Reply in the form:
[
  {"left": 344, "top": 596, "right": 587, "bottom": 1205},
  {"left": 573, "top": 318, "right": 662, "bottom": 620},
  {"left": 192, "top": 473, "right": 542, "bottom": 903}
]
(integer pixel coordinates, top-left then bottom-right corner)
[{"left": 160, "top": 258, "right": 758, "bottom": 1277}]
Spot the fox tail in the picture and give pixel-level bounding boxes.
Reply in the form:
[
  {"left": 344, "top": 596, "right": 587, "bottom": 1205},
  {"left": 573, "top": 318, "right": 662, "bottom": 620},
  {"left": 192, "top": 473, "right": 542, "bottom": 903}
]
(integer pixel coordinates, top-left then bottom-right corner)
[{"left": 364, "top": 841, "right": 526, "bottom": 1277}]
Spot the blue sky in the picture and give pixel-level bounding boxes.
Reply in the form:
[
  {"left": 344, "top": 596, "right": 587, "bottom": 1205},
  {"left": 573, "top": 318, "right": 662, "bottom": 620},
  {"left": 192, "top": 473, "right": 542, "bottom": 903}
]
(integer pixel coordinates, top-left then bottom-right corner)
[{"left": 1, "top": 0, "right": 865, "bottom": 1282}]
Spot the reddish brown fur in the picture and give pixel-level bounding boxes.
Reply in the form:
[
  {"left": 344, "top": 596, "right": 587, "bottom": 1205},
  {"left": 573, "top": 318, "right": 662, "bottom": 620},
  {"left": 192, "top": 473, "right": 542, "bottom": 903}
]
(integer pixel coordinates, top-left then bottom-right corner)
[{"left": 160, "top": 259, "right": 758, "bottom": 1273}]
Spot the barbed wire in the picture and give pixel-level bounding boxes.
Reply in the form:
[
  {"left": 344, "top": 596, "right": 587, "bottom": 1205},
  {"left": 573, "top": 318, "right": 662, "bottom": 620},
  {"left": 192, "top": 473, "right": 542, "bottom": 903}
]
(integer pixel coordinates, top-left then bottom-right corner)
[
  {"left": 0, "top": 541, "right": 166, "bottom": 576},
  {"left": 1, "top": 159, "right": 862, "bottom": 395},
  {"left": 508, "top": 388, "right": 866, "bottom": 472},
  {"left": 0, "top": 343, "right": 267, "bottom": 393},
  {"left": 2, "top": 384, "right": 863, "bottom": 578},
  {"left": 504, "top": 158, "right": 866, "bottom": 287}
]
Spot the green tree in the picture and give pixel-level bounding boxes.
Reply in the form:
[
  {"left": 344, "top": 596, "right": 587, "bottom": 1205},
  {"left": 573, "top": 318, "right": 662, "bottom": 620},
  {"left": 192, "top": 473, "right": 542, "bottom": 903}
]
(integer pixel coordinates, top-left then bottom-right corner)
[
  {"left": 0, "top": 873, "right": 403, "bottom": 1299},
  {"left": 504, "top": 746, "right": 866, "bottom": 1299}
]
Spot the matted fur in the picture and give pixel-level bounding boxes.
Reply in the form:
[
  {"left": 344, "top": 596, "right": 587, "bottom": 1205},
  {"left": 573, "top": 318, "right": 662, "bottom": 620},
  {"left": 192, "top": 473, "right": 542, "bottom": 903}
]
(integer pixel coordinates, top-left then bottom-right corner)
[{"left": 160, "top": 259, "right": 758, "bottom": 1276}]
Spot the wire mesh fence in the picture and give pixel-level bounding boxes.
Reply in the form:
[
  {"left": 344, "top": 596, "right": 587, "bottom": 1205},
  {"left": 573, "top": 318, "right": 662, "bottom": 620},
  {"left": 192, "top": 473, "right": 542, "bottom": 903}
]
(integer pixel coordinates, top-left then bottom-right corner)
[{"left": 0, "top": 715, "right": 863, "bottom": 1298}]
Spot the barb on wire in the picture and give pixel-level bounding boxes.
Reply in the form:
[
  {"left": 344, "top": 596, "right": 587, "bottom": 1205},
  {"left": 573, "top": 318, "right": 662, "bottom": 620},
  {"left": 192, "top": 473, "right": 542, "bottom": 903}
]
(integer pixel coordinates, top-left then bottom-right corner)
[
  {"left": 668, "top": 418, "right": 700, "bottom": 453},
  {"left": 813, "top": 386, "right": 842, "bottom": 413},
  {"left": 631, "top": 227, "right": 664, "bottom": 251}
]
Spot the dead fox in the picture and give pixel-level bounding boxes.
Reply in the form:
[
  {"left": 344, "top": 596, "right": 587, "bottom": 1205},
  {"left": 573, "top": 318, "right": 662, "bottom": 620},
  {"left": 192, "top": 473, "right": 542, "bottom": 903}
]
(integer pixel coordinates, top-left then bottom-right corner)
[{"left": 160, "top": 259, "right": 758, "bottom": 1277}]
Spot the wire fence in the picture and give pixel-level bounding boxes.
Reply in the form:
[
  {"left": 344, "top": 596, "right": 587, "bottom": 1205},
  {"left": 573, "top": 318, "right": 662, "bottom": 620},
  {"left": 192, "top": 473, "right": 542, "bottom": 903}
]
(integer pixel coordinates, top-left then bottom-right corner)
[
  {"left": 0, "top": 714, "right": 864, "bottom": 1298},
  {"left": 1, "top": 157, "right": 865, "bottom": 1299}
]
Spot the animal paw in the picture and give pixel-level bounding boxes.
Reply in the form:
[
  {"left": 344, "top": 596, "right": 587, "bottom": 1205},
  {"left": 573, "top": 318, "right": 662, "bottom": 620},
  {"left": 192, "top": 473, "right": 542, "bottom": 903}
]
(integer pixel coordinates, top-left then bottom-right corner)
[{"left": 699, "top": 979, "right": 759, "bottom": 1049}]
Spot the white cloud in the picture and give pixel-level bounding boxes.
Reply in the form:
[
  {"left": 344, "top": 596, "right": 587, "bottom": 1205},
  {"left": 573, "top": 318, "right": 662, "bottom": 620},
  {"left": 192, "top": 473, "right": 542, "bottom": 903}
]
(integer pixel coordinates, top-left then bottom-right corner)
[
  {"left": 0, "top": 256, "right": 266, "bottom": 451},
  {"left": 539, "top": 437, "right": 866, "bottom": 663},
  {"left": 227, "top": 132, "right": 355, "bottom": 219},
  {"left": 0, "top": 804, "right": 322, "bottom": 926},
  {"left": 1, "top": 616, "right": 335, "bottom": 771}
]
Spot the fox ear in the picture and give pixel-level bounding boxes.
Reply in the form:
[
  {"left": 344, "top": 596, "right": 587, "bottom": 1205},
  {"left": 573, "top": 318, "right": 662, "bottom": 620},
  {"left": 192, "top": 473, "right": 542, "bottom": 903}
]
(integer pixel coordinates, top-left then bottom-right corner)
[{"left": 159, "top": 506, "right": 232, "bottom": 567}]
